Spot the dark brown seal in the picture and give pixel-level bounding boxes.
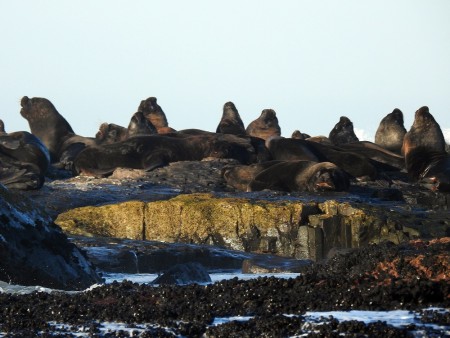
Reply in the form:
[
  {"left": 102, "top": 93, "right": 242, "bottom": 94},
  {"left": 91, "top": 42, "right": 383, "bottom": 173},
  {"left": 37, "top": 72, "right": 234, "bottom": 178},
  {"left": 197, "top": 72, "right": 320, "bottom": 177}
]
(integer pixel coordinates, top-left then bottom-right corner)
[
  {"left": 328, "top": 116, "right": 359, "bottom": 146},
  {"left": 95, "top": 112, "right": 157, "bottom": 145},
  {"left": 265, "top": 137, "right": 379, "bottom": 179},
  {"left": 246, "top": 109, "right": 281, "bottom": 140},
  {"left": 216, "top": 101, "right": 246, "bottom": 135},
  {"left": 291, "top": 130, "right": 310, "bottom": 140},
  {"left": 73, "top": 133, "right": 256, "bottom": 177},
  {"left": 20, "top": 96, "right": 96, "bottom": 166},
  {"left": 402, "top": 106, "right": 450, "bottom": 191},
  {"left": 223, "top": 160, "right": 350, "bottom": 193},
  {"left": 374, "top": 108, "right": 407, "bottom": 154},
  {"left": 138, "top": 97, "right": 175, "bottom": 133},
  {"left": 0, "top": 120, "right": 50, "bottom": 189}
]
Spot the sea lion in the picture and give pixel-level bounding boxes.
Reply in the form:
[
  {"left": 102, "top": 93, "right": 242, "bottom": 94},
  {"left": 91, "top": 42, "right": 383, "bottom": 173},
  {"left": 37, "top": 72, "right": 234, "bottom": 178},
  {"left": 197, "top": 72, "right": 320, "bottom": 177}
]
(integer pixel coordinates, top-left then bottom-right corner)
[
  {"left": 0, "top": 120, "right": 5, "bottom": 133},
  {"left": 328, "top": 116, "right": 359, "bottom": 146},
  {"left": 216, "top": 101, "right": 246, "bottom": 135},
  {"left": 0, "top": 120, "right": 50, "bottom": 189},
  {"left": 95, "top": 123, "right": 128, "bottom": 145},
  {"left": 223, "top": 160, "right": 350, "bottom": 193},
  {"left": 246, "top": 109, "right": 281, "bottom": 140},
  {"left": 402, "top": 106, "right": 450, "bottom": 191},
  {"left": 73, "top": 133, "right": 256, "bottom": 177},
  {"left": 338, "top": 141, "right": 405, "bottom": 171},
  {"left": 265, "top": 137, "right": 378, "bottom": 179},
  {"left": 96, "top": 112, "right": 157, "bottom": 145},
  {"left": 20, "top": 96, "right": 96, "bottom": 167},
  {"left": 138, "top": 97, "right": 176, "bottom": 133},
  {"left": 291, "top": 130, "right": 310, "bottom": 140},
  {"left": 374, "top": 108, "right": 407, "bottom": 154}
]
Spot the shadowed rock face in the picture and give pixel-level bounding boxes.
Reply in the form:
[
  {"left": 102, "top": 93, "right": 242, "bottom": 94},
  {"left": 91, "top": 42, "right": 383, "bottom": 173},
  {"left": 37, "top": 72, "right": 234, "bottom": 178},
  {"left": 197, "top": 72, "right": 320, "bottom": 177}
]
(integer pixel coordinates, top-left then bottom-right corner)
[{"left": 0, "top": 186, "right": 101, "bottom": 290}]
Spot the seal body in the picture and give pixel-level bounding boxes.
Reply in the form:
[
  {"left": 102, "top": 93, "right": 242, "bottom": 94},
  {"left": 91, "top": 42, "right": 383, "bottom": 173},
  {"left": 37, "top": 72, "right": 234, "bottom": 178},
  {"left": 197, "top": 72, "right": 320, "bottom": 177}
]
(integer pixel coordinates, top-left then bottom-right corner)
[
  {"left": 328, "top": 116, "right": 359, "bottom": 146},
  {"left": 73, "top": 133, "right": 256, "bottom": 177},
  {"left": 216, "top": 101, "right": 246, "bottom": 135},
  {"left": 223, "top": 160, "right": 350, "bottom": 193},
  {"left": 0, "top": 121, "right": 50, "bottom": 189},
  {"left": 20, "top": 96, "right": 96, "bottom": 166},
  {"left": 138, "top": 97, "right": 175, "bottom": 133},
  {"left": 246, "top": 109, "right": 281, "bottom": 140},
  {"left": 402, "top": 106, "right": 450, "bottom": 191},
  {"left": 375, "top": 108, "right": 406, "bottom": 154}
]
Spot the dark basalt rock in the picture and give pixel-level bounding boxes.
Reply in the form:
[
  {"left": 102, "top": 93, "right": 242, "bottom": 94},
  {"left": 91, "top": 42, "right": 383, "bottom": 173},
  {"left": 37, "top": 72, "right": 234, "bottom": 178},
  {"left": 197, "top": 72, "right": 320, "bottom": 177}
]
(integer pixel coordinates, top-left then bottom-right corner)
[
  {"left": 151, "top": 262, "right": 211, "bottom": 285},
  {"left": 0, "top": 185, "right": 101, "bottom": 290}
]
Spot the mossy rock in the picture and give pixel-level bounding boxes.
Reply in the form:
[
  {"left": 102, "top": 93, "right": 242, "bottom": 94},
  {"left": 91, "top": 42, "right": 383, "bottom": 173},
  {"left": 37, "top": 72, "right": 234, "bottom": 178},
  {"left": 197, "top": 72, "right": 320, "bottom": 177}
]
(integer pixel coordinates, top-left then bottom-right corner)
[{"left": 55, "top": 193, "right": 428, "bottom": 260}]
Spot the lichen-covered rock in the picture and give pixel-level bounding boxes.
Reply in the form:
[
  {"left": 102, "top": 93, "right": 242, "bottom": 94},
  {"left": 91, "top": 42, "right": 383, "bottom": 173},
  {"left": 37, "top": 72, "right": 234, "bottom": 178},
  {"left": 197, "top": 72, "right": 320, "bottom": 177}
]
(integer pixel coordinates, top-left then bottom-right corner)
[
  {"left": 0, "top": 185, "right": 101, "bottom": 290},
  {"left": 56, "top": 193, "right": 423, "bottom": 260}
]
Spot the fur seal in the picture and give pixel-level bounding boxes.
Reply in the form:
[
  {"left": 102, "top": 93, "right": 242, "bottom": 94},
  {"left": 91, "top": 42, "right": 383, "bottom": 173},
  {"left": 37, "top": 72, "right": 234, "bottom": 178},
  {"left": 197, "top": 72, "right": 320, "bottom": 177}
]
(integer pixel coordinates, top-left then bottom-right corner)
[
  {"left": 374, "top": 108, "right": 407, "bottom": 154},
  {"left": 73, "top": 133, "right": 256, "bottom": 177},
  {"left": 20, "top": 96, "right": 96, "bottom": 167},
  {"left": 138, "top": 97, "right": 176, "bottom": 133},
  {"left": 328, "top": 116, "right": 359, "bottom": 146},
  {"left": 223, "top": 160, "right": 350, "bottom": 193},
  {"left": 402, "top": 106, "right": 450, "bottom": 191},
  {"left": 265, "top": 137, "right": 378, "bottom": 179},
  {"left": 0, "top": 120, "right": 50, "bottom": 189},
  {"left": 216, "top": 101, "right": 246, "bottom": 135},
  {"left": 291, "top": 130, "right": 310, "bottom": 140},
  {"left": 96, "top": 111, "right": 158, "bottom": 145},
  {"left": 246, "top": 109, "right": 281, "bottom": 140}
]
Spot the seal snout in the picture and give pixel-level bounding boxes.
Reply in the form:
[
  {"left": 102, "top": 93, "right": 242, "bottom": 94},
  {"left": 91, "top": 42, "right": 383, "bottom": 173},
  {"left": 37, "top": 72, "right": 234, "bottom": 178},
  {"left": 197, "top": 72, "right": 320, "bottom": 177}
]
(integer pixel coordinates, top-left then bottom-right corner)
[{"left": 20, "top": 96, "right": 30, "bottom": 108}]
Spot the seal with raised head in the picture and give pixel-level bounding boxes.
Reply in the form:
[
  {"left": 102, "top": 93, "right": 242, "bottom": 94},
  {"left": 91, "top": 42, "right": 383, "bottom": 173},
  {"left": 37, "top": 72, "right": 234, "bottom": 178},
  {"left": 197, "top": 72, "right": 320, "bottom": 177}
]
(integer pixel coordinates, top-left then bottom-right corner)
[
  {"left": 246, "top": 109, "right": 281, "bottom": 140},
  {"left": 374, "top": 108, "right": 407, "bottom": 154},
  {"left": 0, "top": 120, "right": 50, "bottom": 189},
  {"left": 20, "top": 96, "right": 96, "bottom": 167},
  {"left": 138, "top": 97, "right": 176, "bottom": 133},
  {"left": 328, "top": 116, "right": 359, "bottom": 146},
  {"left": 223, "top": 160, "right": 350, "bottom": 193},
  {"left": 216, "top": 101, "right": 246, "bottom": 135},
  {"left": 402, "top": 106, "right": 450, "bottom": 191}
]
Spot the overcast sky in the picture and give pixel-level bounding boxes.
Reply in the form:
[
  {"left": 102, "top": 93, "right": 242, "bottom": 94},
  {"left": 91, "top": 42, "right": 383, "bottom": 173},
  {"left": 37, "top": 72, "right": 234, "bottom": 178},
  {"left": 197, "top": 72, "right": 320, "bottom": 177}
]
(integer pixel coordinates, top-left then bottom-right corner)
[{"left": 1, "top": 1, "right": 449, "bottom": 141}]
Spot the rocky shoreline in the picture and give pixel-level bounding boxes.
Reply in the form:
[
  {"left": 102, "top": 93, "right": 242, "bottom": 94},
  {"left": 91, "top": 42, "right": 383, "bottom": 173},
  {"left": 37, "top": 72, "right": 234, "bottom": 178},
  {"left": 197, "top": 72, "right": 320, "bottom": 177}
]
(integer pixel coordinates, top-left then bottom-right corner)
[
  {"left": 0, "top": 238, "right": 448, "bottom": 337},
  {"left": 1, "top": 159, "right": 449, "bottom": 336}
]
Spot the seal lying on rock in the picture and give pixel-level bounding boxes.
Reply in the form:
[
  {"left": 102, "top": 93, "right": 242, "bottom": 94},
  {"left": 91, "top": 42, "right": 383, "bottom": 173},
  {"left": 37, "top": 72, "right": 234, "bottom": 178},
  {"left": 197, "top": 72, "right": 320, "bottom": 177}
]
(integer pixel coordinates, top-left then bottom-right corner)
[
  {"left": 20, "top": 96, "right": 96, "bottom": 168},
  {"left": 328, "top": 116, "right": 359, "bottom": 146},
  {"left": 375, "top": 108, "right": 407, "bottom": 154},
  {"left": 73, "top": 133, "right": 256, "bottom": 177},
  {"left": 246, "top": 109, "right": 281, "bottom": 140},
  {"left": 402, "top": 106, "right": 450, "bottom": 192},
  {"left": 265, "top": 137, "right": 378, "bottom": 179},
  {"left": 223, "top": 160, "right": 350, "bottom": 193},
  {"left": 0, "top": 120, "right": 50, "bottom": 190},
  {"left": 216, "top": 101, "right": 246, "bottom": 135},
  {"left": 95, "top": 111, "right": 157, "bottom": 145},
  {"left": 138, "top": 97, "right": 176, "bottom": 134}
]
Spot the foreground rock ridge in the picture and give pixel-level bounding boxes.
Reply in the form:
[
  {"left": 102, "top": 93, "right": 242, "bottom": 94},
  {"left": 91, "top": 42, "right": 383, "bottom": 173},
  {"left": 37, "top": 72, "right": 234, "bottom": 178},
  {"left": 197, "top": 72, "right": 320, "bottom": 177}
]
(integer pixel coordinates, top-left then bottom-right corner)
[{"left": 0, "top": 186, "right": 101, "bottom": 290}]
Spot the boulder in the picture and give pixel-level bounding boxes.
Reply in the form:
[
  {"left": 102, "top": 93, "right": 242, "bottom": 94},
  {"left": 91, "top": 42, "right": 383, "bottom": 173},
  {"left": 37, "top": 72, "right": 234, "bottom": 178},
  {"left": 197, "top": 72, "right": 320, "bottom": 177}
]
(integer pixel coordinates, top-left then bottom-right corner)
[
  {"left": 0, "top": 185, "right": 101, "bottom": 290},
  {"left": 151, "top": 262, "right": 211, "bottom": 285}
]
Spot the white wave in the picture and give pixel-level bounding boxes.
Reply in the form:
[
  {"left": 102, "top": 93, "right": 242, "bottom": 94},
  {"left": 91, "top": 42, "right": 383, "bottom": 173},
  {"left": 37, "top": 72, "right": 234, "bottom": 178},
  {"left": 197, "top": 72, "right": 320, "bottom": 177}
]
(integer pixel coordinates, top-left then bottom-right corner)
[
  {"left": 354, "top": 128, "right": 374, "bottom": 142},
  {"left": 443, "top": 128, "right": 450, "bottom": 144}
]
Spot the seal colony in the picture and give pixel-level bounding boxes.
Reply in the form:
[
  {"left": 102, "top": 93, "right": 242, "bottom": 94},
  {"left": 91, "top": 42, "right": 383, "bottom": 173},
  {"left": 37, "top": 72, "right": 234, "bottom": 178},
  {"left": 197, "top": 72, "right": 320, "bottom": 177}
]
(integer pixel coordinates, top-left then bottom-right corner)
[{"left": 1, "top": 95, "right": 449, "bottom": 192}]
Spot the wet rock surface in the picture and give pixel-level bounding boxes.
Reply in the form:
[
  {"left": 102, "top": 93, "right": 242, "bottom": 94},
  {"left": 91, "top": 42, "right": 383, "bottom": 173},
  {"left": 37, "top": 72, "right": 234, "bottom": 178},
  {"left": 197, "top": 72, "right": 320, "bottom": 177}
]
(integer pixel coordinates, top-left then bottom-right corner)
[
  {"left": 0, "top": 185, "right": 101, "bottom": 291},
  {"left": 1, "top": 159, "right": 449, "bottom": 336},
  {"left": 0, "top": 238, "right": 448, "bottom": 336}
]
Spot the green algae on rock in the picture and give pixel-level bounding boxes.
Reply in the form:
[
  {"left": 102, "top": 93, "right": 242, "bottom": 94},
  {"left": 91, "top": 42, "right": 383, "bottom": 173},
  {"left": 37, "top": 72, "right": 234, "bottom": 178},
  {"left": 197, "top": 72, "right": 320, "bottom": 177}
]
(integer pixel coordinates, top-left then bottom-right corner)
[{"left": 55, "top": 193, "right": 419, "bottom": 260}]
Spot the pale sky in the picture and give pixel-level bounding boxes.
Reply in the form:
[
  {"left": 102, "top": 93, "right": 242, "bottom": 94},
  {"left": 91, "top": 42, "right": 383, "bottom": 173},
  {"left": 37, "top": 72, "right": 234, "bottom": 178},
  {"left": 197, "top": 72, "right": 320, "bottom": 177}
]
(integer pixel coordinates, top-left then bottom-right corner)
[{"left": 1, "top": 1, "right": 450, "bottom": 142}]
